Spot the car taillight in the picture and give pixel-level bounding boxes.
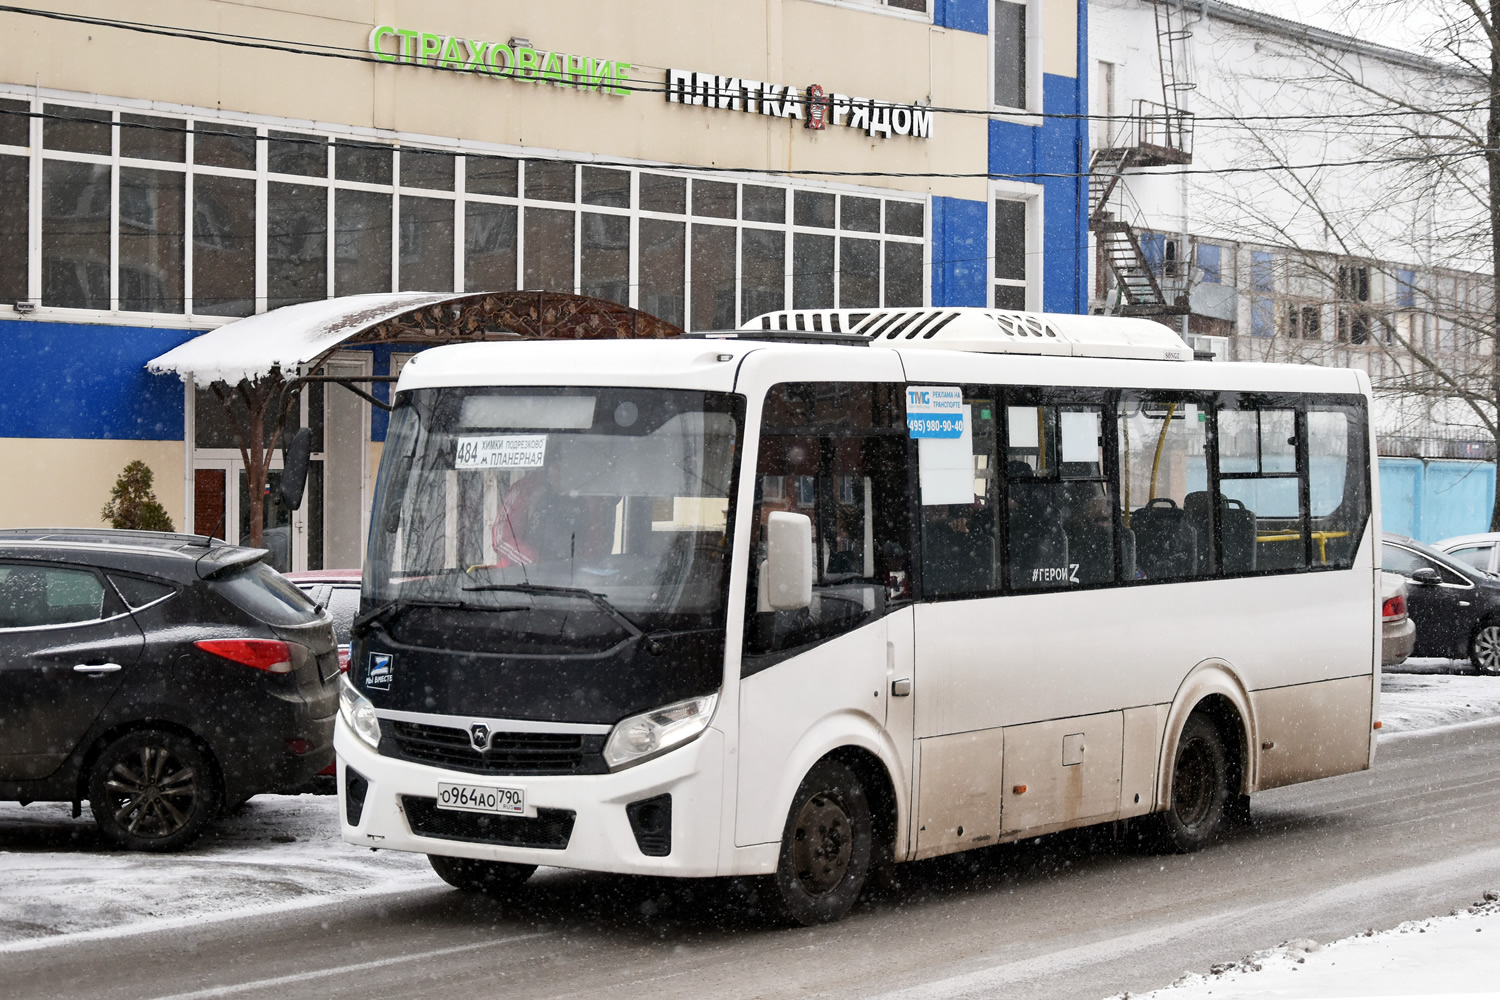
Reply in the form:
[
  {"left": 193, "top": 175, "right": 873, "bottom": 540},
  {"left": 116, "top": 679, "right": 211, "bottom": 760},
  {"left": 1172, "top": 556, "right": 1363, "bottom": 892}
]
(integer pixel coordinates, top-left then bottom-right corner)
[
  {"left": 194, "top": 639, "right": 295, "bottom": 673},
  {"left": 1382, "top": 594, "right": 1406, "bottom": 620},
  {"left": 337, "top": 645, "right": 351, "bottom": 673}
]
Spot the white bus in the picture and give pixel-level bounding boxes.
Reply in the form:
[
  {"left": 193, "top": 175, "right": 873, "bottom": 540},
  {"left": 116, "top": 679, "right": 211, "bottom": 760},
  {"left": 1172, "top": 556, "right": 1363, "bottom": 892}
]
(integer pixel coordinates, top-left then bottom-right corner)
[{"left": 336, "top": 308, "right": 1378, "bottom": 925}]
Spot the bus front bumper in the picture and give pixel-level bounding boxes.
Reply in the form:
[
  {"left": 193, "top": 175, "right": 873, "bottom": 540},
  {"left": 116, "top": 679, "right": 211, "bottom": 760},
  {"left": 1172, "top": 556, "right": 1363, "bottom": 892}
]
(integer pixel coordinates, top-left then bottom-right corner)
[{"left": 334, "top": 717, "right": 727, "bottom": 877}]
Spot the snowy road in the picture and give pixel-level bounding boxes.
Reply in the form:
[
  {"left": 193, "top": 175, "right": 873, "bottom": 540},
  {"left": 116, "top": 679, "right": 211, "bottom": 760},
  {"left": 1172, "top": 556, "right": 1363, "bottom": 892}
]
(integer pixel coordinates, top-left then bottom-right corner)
[{"left": 1, "top": 680, "right": 1498, "bottom": 998}]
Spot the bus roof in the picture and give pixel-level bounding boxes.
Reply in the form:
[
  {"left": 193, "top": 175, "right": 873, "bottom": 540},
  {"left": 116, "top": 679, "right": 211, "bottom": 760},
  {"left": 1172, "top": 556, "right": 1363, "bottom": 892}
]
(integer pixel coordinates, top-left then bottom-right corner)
[
  {"left": 396, "top": 334, "right": 1369, "bottom": 401},
  {"left": 728, "top": 308, "right": 1195, "bottom": 362}
]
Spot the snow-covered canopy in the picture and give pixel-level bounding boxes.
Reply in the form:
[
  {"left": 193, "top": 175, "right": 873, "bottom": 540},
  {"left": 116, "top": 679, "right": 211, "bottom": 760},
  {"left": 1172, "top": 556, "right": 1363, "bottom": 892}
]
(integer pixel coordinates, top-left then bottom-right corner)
[{"left": 146, "top": 293, "right": 470, "bottom": 385}]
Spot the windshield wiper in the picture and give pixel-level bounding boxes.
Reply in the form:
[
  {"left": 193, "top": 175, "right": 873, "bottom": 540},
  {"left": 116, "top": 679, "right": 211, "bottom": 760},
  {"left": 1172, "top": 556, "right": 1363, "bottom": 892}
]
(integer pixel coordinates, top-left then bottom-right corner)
[
  {"left": 351, "top": 598, "right": 469, "bottom": 637},
  {"left": 460, "top": 583, "right": 644, "bottom": 639}
]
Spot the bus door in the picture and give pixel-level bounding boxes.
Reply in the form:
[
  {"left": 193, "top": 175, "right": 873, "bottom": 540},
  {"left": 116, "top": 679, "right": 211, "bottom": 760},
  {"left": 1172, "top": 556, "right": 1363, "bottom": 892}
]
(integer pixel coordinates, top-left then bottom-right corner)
[{"left": 735, "top": 381, "right": 917, "bottom": 850}]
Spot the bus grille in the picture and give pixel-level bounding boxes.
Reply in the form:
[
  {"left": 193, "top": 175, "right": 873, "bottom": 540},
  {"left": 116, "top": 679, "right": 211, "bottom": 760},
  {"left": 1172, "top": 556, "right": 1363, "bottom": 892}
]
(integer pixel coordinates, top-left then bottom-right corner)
[
  {"left": 401, "top": 796, "right": 575, "bottom": 849},
  {"left": 384, "top": 721, "right": 609, "bottom": 776}
]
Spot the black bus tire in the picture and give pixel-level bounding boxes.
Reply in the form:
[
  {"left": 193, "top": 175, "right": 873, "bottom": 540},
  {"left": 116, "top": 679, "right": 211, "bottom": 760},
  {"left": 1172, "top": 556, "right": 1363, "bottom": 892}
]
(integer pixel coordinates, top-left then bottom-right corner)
[{"left": 761, "top": 758, "right": 873, "bottom": 926}]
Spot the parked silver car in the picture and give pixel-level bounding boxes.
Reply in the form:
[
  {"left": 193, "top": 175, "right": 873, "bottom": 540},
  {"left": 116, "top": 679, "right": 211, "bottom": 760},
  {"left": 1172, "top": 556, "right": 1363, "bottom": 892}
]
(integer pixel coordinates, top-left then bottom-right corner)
[
  {"left": 1433, "top": 532, "right": 1500, "bottom": 577},
  {"left": 1381, "top": 570, "right": 1415, "bottom": 667}
]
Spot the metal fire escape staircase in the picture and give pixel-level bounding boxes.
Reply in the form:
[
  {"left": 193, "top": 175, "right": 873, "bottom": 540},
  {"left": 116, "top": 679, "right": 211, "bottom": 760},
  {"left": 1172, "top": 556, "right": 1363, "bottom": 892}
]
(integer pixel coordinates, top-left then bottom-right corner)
[{"left": 1091, "top": 0, "right": 1197, "bottom": 317}]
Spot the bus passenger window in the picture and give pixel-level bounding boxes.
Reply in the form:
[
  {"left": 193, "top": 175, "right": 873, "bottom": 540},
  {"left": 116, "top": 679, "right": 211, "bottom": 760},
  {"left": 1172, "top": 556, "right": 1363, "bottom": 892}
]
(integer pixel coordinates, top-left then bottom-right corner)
[
  {"left": 1005, "top": 403, "right": 1111, "bottom": 589},
  {"left": 1217, "top": 408, "right": 1301, "bottom": 573},
  {"left": 1118, "top": 398, "right": 1208, "bottom": 582},
  {"left": 1306, "top": 409, "right": 1368, "bottom": 569},
  {"left": 921, "top": 398, "right": 998, "bottom": 597}
]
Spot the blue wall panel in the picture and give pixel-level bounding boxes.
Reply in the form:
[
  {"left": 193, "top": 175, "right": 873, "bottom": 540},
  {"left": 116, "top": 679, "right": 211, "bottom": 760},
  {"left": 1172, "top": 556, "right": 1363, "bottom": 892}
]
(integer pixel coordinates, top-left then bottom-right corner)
[
  {"left": 931, "top": 196, "right": 989, "bottom": 307},
  {"left": 988, "top": 73, "right": 1089, "bottom": 315},
  {"left": 934, "top": 0, "right": 987, "bottom": 34},
  {"left": 0, "top": 320, "right": 195, "bottom": 440},
  {"left": 1378, "top": 457, "right": 1496, "bottom": 543}
]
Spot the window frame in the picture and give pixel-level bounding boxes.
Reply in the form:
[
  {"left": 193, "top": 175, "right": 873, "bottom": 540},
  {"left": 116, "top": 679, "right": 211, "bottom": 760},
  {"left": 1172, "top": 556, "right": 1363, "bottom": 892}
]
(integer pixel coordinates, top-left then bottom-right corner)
[
  {"left": 908, "top": 385, "right": 1371, "bottom": 603},
  {"left": 2, "top": 86, "right": 930, "bottom": 330},
  {"left": 0, "top": 561, "right": 127, "bottom": 632},
  {"left": 989, "top": 0, "right": 1043, "bottom": 119},
  {"left": 989, "top": 182, "right": 1043, "bottom": 311}
]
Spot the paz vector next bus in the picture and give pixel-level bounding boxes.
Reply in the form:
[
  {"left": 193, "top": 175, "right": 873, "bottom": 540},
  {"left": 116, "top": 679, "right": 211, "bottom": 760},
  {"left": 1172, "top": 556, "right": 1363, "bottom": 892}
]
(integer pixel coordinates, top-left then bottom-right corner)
[{"left": 336, "top": 307, "right": 1378, "bottom": 925}]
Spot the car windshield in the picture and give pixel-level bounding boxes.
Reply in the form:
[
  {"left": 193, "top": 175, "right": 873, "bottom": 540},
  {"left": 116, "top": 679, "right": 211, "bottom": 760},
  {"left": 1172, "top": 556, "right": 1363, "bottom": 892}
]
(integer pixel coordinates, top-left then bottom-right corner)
[{"left": 367, "top": 386, "right": 743, "bottom": 633}]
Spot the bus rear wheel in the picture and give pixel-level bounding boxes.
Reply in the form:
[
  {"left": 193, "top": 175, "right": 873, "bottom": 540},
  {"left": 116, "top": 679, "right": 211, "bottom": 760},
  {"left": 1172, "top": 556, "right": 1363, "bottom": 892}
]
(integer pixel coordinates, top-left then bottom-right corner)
[
  {"left": 763, "top": 759, "right": 873, "bottom": 926},
  {"left": 428, "top": 854, "right": 536, "bottom": 896},
  {"left": 1157, "top": 714, "right": 1229, "bottom": 853}
]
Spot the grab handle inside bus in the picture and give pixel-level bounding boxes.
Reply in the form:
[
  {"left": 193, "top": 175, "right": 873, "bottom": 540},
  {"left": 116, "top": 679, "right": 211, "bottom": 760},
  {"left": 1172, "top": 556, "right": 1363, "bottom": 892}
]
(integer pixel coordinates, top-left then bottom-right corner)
[{"left": 766, "top": 511, "right": 814, "bottom": 610}]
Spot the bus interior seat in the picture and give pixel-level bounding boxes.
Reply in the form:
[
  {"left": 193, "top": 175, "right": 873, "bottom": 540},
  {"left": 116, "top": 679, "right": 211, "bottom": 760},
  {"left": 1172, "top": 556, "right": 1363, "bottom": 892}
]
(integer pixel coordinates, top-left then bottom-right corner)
[
  {"left": 1061, "top": 482, "right": 1113, "bottom": 584},
  {"left": 1130, "top": 497, "right": 1199, "bottom": 580},
  {"left": 1007, "top": 477, "right": 1069, "bottom": 587},
  {"left": 1184, "top": 491, "right": 1258, "bottom": 574}
]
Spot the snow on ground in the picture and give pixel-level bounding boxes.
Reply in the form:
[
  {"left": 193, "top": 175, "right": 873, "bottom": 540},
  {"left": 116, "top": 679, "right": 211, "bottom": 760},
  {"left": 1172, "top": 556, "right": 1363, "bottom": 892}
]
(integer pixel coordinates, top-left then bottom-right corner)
[
  {"left": 1, "top": 666, "right": 1498, "bottom": 981},
  {"left": 1107, "top": 893, "right": 1500, "bottom": 1000},
  {"left": 1378, "top": 659, "right": 1500, "bottom": 734},
  {"left": 0, "top": 793, "right": 430, "bottom": 951}
]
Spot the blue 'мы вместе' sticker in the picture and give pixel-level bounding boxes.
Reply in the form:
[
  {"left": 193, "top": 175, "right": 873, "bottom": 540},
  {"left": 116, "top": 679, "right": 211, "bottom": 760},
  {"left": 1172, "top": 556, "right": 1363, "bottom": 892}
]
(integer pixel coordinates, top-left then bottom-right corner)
[{"left": 366, "top": 652, "right": 394, "bottom": 689}]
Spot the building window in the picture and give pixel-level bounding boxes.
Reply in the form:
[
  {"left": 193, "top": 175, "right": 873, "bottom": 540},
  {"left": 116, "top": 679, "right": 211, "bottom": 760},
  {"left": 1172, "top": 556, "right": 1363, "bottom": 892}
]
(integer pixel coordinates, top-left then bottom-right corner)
[
  {"left": 1287, "top": 303, "right": 1321, "bottom": 340},
  {"left": 1396, "top": 268, "right": 1416, "bottom": 309},
  {"left": 1249, "top": 250, "right": 1274, "bottom": 292},
  {"left": 1197, "top": 243, "right": 1222, "bottom": 284},
  {"left": 1336, "top": 263, "right": 1370, "bottom": 345},
  {"left": 993, "top": 197, "right": 1029, "bottom": 309},
  {"left": 0, "top": 97, "right": 27, "bottom": 303},
  {"left": 993, "top": 0, "right": 1028, "bottom": 110},
  {"left": 1250, "top": 296, "right": 1274, "bottom": 338},
  {"left": 3, "top": 89, "right": 927, "bottom": 326},
  {"left": 845, "top": 0, "right": 930, "bottom": 12}
]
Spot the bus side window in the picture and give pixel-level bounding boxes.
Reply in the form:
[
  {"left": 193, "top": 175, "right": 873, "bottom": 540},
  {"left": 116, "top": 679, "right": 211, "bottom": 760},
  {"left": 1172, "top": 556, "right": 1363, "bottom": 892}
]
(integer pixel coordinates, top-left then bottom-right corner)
[
  {"left": 1306, "top": 408, "right": 1368, "bottom": 569},
  {"left": 745, "top": 383, "right": 912, "bottom": 659},
  {"left": 1118, "top": 398, "right": 1209, "bottom": 582},
  {"left": 1217, "top": 407, "right": 1301, "bottom": 573},
  {"left": 1005, "top": 403, "right": 1111, "bottom": 589},
  {"left": 921, "top": 397, "right": 998, "bottom": 597}
]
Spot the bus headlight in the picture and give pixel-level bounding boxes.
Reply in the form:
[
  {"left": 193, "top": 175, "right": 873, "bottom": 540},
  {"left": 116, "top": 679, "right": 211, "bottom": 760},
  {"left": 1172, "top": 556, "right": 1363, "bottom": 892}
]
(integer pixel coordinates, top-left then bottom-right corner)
[
  {"left": 339, "top": 675, "right": 382, "bottom": 749},
  {"left": 603, "top": 693, "right": 718, "bottom": 771}
]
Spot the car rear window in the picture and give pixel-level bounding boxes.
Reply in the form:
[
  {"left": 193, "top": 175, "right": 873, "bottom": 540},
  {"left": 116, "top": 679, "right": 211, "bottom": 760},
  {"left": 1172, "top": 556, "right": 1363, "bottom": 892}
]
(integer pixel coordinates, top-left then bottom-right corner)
[
  {"left": 323, "top": 586, "right": 360, "bottom": 645},
  {"left": 215, "top": 561, "right": 323, "bottom": 626}
]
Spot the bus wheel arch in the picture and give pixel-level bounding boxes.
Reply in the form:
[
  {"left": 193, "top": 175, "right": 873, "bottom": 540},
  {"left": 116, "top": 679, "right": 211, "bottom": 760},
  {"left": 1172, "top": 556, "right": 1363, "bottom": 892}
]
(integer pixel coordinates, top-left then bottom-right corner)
[{"left": 1156, "top": 663, "right": 1255, "bottom": 823}]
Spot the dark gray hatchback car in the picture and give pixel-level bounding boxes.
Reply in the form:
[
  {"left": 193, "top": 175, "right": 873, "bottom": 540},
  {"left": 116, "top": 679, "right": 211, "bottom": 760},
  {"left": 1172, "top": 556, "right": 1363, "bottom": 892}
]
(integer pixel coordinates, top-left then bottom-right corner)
[{"left": 0, "top": 529, "right": 338, "bottom": 850}]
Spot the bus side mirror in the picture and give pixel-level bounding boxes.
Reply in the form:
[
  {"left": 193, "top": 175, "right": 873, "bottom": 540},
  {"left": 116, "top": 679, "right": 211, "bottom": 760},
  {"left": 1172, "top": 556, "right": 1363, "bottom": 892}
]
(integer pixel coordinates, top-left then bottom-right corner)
[
  {"left": 765, "top": 511, "right": 814, "bottom": 610},
  {"left": 1409, "top": 567, "right": 1441, "bottom": 586},
  {"left": 280, "top": 427, "right": 312, "bottom": 512}
]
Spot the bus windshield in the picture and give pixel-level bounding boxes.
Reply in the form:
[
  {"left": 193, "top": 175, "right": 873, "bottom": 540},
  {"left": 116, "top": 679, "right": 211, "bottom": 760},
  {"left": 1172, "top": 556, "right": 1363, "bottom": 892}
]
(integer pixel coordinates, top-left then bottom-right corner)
[{"left": 368, "top": 386, "right": 743, "bottom": 635}]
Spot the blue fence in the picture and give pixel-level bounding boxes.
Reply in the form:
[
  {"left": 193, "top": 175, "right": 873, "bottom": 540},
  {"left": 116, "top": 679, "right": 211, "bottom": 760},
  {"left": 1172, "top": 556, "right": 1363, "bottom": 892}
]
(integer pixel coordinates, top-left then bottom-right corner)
[{"left": 1379, "top": 457, "right": 1496, "bottom": 542}]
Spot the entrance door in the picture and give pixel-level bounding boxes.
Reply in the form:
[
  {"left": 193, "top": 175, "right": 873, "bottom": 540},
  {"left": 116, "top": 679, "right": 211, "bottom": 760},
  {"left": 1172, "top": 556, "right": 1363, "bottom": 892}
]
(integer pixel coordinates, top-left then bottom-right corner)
[
  {"left": 320, "top": 357, "right": 369, "bottom": 569},
  {"left": 190, "top": 456, "right": 303, "bottom": 572}
]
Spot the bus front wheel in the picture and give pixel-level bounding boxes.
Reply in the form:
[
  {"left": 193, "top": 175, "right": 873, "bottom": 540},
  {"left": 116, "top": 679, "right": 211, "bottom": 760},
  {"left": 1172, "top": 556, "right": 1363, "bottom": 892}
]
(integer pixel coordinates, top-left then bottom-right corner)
[
  {"left": 1157, "top": 714, "right": 1229, "bottom": 853},
  {"left": 428, "top": 854, "right": 537, "bottom": 896},
  {"left": 763, "top": 759, "right": 873, "bottom": 926}
]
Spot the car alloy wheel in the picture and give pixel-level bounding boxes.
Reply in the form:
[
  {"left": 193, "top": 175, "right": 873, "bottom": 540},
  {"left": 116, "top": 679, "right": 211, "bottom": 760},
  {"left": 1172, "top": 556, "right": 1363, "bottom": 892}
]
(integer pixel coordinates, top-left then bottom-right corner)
[
  {"left": 1471, "top": 624, "right": 1500, "bottom": 675},
  {"left": 89, "top": 730, "right": 218, "bottom": 851}
]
